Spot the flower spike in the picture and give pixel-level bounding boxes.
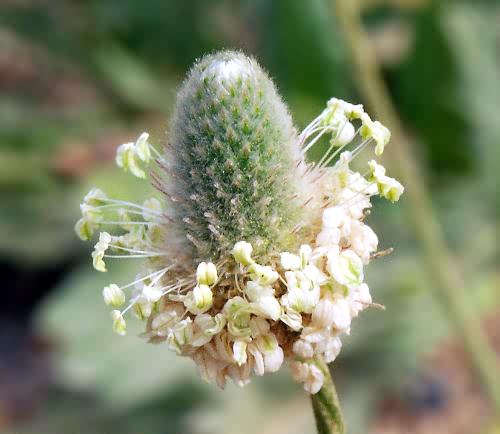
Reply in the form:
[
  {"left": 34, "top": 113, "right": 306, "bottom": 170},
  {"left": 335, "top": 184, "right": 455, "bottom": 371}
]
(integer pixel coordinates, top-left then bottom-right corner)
[{"left": 74, "top": 51, "right": 403, "bottom": 395}]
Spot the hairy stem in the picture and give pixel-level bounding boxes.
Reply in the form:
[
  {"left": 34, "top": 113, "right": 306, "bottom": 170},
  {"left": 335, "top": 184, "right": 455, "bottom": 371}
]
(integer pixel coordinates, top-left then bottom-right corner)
[
  {"left": 334, "top": 0, "right": 500, "bottom": 411},
  {"left": 311, "top": 357, "right": 345, "bottom": 434}
]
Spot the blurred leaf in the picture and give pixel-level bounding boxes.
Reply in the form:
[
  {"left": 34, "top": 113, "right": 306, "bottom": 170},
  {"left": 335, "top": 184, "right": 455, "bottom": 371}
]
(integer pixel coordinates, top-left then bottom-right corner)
[
  {"left": 258, "top": 0, "right": 349, "bottom": 112},
  {"left": 387, "top": 3, "right": 475, "bottom": 177},
  {"left": 93, "top": 45, "right": 175, "bottom": 112},
  {"left": 0, "top": 187, "right": 81, "bottom": 266},
  {"left": 0, "top": 4, "right": 80, "bottom": 58},
  {"left": 444, "top": 2, "right": 500, "bottom": 214},
  {"left": 253, "top": 0, "right": 351, "bottom": 164},
  {"left": 16, "top": 383, "right": 211, "bottom": 434},
  {"left": 36, "top": 262, "right": 195, "bottom": 409},
  {"left": 340, "top": 252, "right": 447, "bottom": 379},
  {"left": 0, "top": 100, "right": 72, "bottom": 154},
  {"left": 87, "top": 0, "right": 214, "bottom": 70}
]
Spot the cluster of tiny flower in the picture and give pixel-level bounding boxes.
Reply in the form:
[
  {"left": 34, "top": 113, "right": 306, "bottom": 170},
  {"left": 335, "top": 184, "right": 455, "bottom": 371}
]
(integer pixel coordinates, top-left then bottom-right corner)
[{"left": 75, "top": 98, "right": 404, "bottom": 394}]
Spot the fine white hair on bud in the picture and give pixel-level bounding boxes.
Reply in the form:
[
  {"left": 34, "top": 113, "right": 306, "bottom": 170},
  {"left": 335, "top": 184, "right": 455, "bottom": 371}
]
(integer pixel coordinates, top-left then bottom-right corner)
[{"left": 74, "top": 50, "right": 403, "bottom": 394}]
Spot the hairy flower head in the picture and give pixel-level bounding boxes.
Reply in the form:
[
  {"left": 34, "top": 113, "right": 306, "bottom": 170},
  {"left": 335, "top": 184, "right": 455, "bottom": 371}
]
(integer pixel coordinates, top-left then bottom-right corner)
[{"left": 75, "top": 51, "right": 403, "bottom": 394}]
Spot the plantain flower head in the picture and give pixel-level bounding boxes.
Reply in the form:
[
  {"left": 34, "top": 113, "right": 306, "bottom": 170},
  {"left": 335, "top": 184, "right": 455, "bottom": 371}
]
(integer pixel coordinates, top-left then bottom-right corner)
[{"left": 75, "top": 51, "right": 403, "bottom": 394}]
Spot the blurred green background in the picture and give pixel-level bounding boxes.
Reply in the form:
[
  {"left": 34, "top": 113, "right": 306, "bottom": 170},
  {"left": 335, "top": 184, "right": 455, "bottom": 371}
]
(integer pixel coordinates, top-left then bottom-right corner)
[{"left": 1, "top": 1, "right": 499, "bottom": 433}]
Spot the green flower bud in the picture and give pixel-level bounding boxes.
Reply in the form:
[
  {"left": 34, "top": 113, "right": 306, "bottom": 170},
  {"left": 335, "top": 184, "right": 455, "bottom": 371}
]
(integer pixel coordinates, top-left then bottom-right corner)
[{"left": 166, "top": 51, "right": 310, "bottom": 261}]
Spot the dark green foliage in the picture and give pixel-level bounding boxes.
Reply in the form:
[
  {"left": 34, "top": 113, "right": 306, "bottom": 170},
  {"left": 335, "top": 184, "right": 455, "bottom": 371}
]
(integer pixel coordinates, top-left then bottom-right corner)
[
  {"left": 387, "top": 4, "right": 475, "bottom": 177},
  {"left": 167, "top": 51, "right": 307, "bottom": 260},
  {"left": 259, "top": 0, "right": 349, "bottom": 102}
]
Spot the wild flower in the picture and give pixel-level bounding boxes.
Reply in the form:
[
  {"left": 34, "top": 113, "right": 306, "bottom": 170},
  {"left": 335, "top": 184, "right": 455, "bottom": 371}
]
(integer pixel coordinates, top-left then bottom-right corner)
[{"left": 75, "top": 51, "right": 403, "bottom": 394}]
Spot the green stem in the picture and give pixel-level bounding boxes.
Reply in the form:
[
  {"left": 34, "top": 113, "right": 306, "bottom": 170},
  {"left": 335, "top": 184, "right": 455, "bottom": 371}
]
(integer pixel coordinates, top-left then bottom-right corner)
[
  {"left": 310, "top": 357, "right": 345, "bottom": 434},
  {"left": 334, "top": 0, "right": 500, "bottom": 412}
]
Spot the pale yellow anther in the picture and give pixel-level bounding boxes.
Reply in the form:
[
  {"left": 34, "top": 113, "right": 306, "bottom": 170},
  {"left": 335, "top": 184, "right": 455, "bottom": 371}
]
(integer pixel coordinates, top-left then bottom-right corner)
[
  {"left": 84, "top": 188, "right": 108, "bottom": 206},
  {"left": 115, "top": 132, "right": 152, "bottom": 179},
  {"left": 368, "top": 160, "right": 404, "bottom": 202},
  {"left": 232, "top": 241, "right": 254, "bottom": 266},
  {"left": 111, "top": 310, "right": 126, "bottom": 336},
  {"left": 184, "top": 284, "right": 213, "bottom": 314},
  {"left": 248, "top": 263, "right": 279, "bottom": 285},
  {"left": 360, "top": 114, "right": 391, "bottom": 155},
  {"left": 193, "top": 284, "right": 213, "bottom": 310},
  {"left": 134, "top": 132, "right": 152, "bottom": 162},
  {"left": 196, "top": 262, "right": 218, "bottom": 285},
  {"left": 92, "top": 232, "right": 112, "bottom": 272},
  {"left": 102, "top": 284, "right": 125, "bottom": 307},
  {"left": 74, "top": 218, "right": 95, "bottom": 241}
]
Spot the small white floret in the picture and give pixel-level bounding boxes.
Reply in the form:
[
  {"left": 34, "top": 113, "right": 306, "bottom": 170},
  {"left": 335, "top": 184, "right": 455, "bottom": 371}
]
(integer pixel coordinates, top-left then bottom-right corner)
[
  {"left": 293, "top": 339, "right": 314, "bottom": 359},
  {"left": 290, "top": 362, "right": 324, "bottom": 394},
  {"left": 326, "top": 249, "right": 364, "bottom": 287}
]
